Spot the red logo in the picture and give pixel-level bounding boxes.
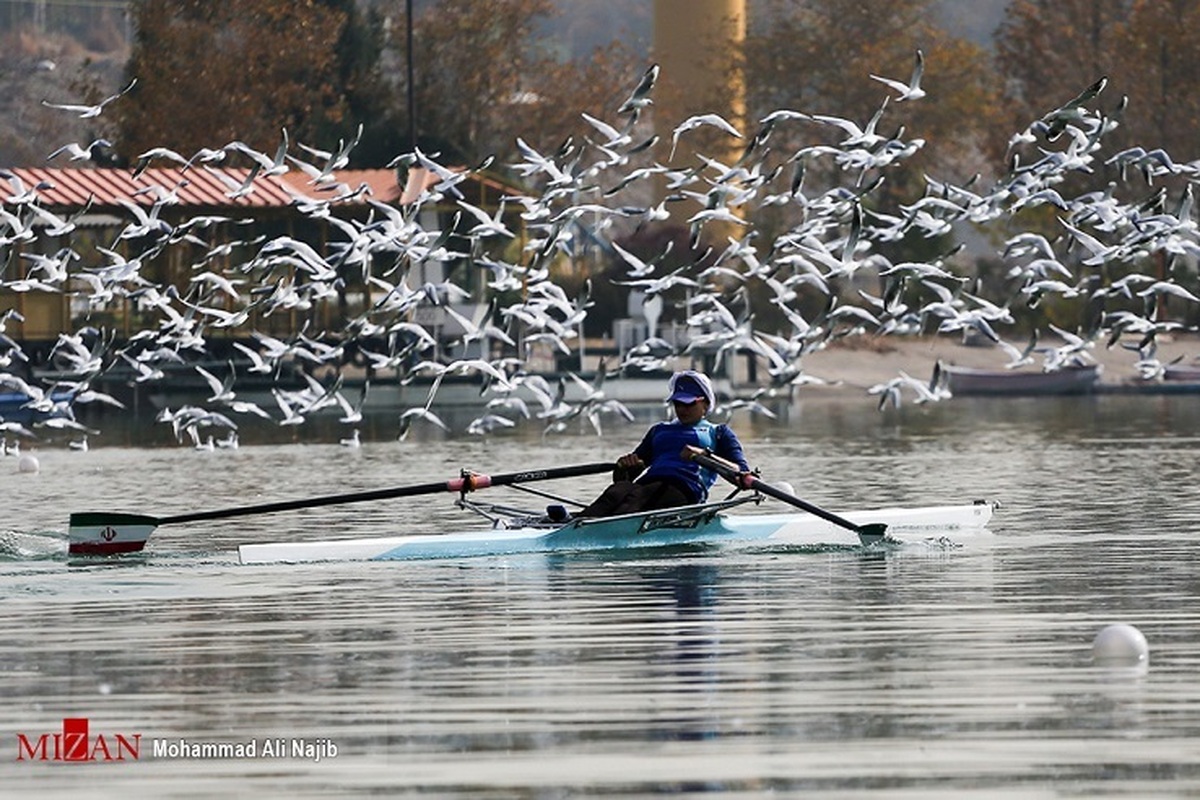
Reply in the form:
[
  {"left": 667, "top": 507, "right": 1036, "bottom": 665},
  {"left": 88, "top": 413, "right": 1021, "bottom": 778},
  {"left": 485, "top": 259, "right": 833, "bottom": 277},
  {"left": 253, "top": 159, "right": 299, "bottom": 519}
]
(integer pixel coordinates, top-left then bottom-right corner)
[
  {"left": 100, "top": 526, "right": 118, "bottom": 542},
  {"left": 16, "top": 718, "right": 140, "bottom": 762}
]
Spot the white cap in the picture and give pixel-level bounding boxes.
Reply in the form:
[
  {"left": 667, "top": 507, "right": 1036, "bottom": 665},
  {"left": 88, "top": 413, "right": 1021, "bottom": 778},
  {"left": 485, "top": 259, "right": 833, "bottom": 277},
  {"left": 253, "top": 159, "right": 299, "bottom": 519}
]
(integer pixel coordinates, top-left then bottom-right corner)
[{"left": 667, "top": 370, "right": 715, "bottom": 407}]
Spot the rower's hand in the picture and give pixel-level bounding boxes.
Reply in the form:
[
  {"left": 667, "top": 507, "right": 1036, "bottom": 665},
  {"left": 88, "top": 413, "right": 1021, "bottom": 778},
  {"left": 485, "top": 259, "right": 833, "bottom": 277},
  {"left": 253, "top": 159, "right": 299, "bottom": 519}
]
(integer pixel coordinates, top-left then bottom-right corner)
[
  {"left": 613, "top": 453, "right": 643, "bottom": 482},
  {"left": 681, "top": 445, "right": 707, "bottom": 461},
  {"left": 616, "top": 453, "right": 644, "bottom": 470}
]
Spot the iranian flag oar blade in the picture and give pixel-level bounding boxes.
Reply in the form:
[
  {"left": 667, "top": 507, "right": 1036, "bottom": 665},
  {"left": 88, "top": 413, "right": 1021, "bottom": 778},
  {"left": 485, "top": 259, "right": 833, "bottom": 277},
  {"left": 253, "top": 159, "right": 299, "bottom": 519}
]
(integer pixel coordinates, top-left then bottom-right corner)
[
  {"left": 690, "top": 451, "right": 888, "bottom": 546},
  {"left": 68, "top": 461, "right": 615, "bottom": 556}
]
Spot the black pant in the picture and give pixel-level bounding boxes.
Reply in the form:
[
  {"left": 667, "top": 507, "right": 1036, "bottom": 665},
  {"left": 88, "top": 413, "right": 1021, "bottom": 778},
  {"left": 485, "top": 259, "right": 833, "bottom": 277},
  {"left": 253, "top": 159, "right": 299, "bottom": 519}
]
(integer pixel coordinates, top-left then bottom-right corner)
[{"left": 576, "top": 479, "right": 693, "bottom": 519}]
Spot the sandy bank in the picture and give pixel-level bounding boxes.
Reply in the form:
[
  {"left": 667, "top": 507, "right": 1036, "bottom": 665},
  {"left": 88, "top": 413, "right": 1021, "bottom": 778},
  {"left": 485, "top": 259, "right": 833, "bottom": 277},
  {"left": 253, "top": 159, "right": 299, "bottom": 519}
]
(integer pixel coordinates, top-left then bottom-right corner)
[{"left": 795, "top": 333, "right": 1200, "bottom": 397}]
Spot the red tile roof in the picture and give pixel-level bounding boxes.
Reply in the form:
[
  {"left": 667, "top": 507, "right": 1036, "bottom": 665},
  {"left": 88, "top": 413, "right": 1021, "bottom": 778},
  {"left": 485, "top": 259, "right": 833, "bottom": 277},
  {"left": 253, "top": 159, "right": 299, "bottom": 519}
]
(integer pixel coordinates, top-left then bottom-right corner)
[
  {"left": 4, "top": 166, "right": 522, "bottom": 211},
  {"left": 3, "top": 167, "right": 404, "bottom": 209}
]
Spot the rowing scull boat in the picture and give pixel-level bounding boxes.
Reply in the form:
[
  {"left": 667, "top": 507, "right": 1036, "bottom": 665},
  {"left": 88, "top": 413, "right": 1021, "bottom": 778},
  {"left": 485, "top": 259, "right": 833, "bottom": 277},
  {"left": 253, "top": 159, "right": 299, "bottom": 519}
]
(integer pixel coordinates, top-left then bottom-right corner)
[
  {"left": 66, "top": 460, "right": 995, "bottom": 564},
  {"left": 235, "top": 499, "right": 994, "bottom": 564}
]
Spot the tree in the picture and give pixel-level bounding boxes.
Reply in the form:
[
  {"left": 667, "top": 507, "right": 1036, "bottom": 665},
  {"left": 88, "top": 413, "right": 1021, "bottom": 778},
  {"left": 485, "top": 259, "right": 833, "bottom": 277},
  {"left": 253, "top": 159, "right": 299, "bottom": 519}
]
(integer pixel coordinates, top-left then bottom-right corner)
[
  {"left": 992, "top": 0, "right": 1200, "bottom": 165},
  {"left": 0, "top": 26, "right": 128, "bottom": 167},
  {"left": 322, "top": 1, "right": 403, "bottom": 166},
  {"left": 116, "top": 0, "right": 390, "bottom": 165},
  {"left": 740, "top": 0, "right": 1006, "bottom": 235},
  {"left": 396, "top": 0, "right": 638, "bottom": 168},
  {"left": 994, "top": 0, "right": 1129, "bottom": 153},
  {"left": 1114, "top": 0, "right": 1200, "bottom": 160},
  {"left": 993, "top": 0, "right": 1200, "bottom": 207}
]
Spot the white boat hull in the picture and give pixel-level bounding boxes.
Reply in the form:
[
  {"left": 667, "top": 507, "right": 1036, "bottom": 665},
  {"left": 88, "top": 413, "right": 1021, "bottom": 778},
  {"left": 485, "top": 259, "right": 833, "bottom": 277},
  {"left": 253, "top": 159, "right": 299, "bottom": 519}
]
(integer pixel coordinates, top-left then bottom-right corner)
[{"left": 237, "top": 502, "right": 995, "bottom": 564}]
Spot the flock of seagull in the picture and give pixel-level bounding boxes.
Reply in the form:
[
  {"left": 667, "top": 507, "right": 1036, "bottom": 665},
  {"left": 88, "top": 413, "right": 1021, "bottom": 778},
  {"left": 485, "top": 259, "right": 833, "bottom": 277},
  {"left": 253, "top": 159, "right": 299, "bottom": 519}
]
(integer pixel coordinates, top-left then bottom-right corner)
[{"left": 3, "top": 55, "right": 1200, "bottom": 450}]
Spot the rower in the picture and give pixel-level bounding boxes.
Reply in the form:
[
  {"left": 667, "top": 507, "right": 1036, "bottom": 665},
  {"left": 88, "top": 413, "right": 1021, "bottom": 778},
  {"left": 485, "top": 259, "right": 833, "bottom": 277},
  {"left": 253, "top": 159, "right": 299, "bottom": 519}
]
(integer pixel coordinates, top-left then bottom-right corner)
[{"left": 576, "top": 370, "right": 751, "bottom": 518}]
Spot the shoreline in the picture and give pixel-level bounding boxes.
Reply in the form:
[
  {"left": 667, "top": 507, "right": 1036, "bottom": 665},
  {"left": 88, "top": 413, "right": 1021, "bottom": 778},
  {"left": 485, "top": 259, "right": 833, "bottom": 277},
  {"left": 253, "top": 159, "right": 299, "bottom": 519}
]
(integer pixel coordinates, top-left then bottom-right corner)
[{"left": 785, "top": 333, "right": 1200, "bottom": 397}]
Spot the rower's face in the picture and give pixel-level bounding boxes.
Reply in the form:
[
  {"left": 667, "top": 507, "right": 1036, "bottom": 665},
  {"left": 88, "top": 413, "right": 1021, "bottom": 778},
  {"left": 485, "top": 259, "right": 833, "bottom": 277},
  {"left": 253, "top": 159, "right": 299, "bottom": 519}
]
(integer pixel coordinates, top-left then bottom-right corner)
[{"left": 672, "top": 398, "right": 707, "bottom": 424}]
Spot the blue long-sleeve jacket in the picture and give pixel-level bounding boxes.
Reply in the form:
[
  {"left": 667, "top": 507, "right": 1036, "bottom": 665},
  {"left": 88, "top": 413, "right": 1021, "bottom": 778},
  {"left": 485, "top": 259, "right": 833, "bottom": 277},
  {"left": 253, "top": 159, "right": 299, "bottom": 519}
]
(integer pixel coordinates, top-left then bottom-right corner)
[{"left": 632, "top": 419, "right": 749, "bottom": 503}]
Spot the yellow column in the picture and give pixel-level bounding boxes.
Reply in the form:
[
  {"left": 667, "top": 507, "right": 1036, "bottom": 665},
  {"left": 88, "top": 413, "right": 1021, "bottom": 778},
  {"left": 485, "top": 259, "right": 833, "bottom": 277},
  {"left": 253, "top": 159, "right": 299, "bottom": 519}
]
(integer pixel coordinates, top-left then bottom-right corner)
[
  {"left": 653, "top": 0, "right": 745, "bottom": 157},
  {"left": 652, "top": 0, "right": 747, "bottom": 224}
]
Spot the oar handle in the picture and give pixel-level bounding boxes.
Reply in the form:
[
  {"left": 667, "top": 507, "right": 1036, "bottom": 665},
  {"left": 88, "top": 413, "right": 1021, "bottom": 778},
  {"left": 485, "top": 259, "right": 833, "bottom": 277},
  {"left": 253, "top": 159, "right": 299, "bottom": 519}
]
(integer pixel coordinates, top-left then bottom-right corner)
[
  {"left": 160, "top": 461, "right": 615, "bottom": 525},
  {"left": 690, "top": 450, "right": 886, "bottom": 544}
]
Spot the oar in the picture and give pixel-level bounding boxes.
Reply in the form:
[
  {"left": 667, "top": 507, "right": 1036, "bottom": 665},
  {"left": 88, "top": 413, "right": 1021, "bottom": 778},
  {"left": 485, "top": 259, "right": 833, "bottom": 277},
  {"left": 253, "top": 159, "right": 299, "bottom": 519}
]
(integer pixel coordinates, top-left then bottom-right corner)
[
  {"left": 690, "top": 450, "right": 887, "bottom": 546},
  {"left": 68, "top": 461, "right": 614, "bottom": 556}
]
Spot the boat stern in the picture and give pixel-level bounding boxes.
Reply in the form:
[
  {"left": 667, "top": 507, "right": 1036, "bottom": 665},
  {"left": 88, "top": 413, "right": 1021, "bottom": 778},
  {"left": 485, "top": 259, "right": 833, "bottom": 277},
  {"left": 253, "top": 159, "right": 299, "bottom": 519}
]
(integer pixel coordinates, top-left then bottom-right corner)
[{"left": 68, "top": 512, "right": 158, "bottom": 556}]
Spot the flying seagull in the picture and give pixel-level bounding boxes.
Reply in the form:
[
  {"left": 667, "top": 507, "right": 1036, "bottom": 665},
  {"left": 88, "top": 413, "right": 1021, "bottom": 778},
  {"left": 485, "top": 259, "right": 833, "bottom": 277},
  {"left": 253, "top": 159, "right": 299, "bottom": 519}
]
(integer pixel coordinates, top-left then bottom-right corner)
[
  {"left": 47, "top": 139, "right": 113, "bottom": 163},
  {"left": 42, "top": 77, "right": 137, "bottom": 118},
  {"left": 669, "top": 113, "right": 743, "bottom": 161},
  {"left": 1041, "top": 75, "right": 1108, "bottom": 141},
  {"left": 618, "top": 63, "right": 659, "bottom": 116},
  {"left": 870, "top": 50, "right": 925, "bottom": 102}
]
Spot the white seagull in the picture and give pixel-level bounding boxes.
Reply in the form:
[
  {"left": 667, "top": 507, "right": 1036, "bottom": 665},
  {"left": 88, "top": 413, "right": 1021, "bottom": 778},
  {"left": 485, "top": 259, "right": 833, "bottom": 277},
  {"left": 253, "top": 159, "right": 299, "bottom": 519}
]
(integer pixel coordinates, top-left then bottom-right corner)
[
  {"left": 618, "top": 63, "right": 659, "bottom": 116},
  {"left": 870, "top": 50, "right": 926, "bottom": 102},
  {"left": 670, "top": 113, "right": 743, "bottom": 161},
  {"left": 48, "top": 139, "right": 113, "bottom": 163},
  {"left": 42, "top": 77, "right": 137, "bottom": 118}
]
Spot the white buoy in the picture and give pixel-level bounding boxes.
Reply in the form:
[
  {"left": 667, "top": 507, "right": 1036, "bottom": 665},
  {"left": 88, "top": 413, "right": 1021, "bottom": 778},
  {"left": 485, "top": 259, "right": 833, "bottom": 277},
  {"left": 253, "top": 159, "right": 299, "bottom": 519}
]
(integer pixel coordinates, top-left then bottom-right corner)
[
  {"left": 1092, "top": 623, "right": 1149, "bottom": 665},
  {"left": 17, "top": 454, "right": 40, "bottom": 474}
]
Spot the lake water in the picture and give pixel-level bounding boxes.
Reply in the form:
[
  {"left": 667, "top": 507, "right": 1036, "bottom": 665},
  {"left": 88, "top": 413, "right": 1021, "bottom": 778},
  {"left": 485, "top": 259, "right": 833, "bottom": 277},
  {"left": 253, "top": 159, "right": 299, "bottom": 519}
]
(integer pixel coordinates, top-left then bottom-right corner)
[{"left": 3, "top": 394, "right": 1200, "bottom": 798}]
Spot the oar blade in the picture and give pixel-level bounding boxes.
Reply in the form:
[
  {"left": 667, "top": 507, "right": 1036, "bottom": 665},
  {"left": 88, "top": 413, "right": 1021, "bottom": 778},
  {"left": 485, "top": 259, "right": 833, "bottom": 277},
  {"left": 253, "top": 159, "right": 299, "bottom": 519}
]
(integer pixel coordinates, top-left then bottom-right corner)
[
  {"left": 68, "top": 512, "right": 159, "bottom": 556},
  {"left": 856, "top": 522, "right": 888, "bottom": 546}
]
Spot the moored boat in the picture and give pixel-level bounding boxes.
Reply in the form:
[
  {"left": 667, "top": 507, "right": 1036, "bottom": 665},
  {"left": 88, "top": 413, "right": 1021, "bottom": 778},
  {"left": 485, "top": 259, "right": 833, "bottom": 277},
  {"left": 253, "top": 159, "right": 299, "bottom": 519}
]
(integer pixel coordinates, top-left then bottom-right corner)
[
  {"left": 941, "top": 363, "right": 1102, "bottom": 396},
  {"left": 1163, "top": 364, "right": 1200, "bottom": 382},
  {"left": 0, "top": 389, "right": 73, "bottom": 424}
]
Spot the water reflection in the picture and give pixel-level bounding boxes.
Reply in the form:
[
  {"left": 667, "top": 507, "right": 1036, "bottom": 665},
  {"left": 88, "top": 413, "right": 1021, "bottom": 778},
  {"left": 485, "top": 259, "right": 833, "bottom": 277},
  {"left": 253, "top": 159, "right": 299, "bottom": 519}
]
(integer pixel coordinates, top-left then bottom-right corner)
[{"left": 5, "top": 396, "right": 1200, "bottom": 796}]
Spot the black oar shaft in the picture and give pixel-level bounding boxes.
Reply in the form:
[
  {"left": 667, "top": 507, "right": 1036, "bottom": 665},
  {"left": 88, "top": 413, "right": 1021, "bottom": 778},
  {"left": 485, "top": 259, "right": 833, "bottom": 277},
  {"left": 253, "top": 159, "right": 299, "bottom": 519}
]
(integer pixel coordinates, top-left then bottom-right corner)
[
  {"left": 159, "top": 462, "right": 614, "bottom": 526},
  {"left": 159, "top": 481, "right": 450, "bottom": 524},
  {"left": 691, "top": 451, "right": 886, "bottom": 544},
  {"left": 741, "top": 476, "right": 849, "bottom": 530}
]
